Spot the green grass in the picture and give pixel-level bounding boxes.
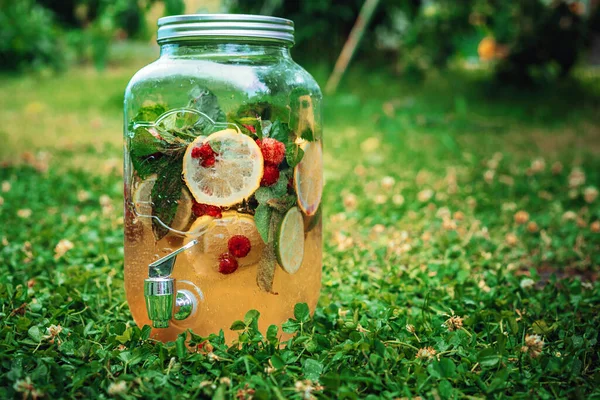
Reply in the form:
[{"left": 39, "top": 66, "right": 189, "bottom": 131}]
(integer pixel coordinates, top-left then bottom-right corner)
[{"left": 1, "top": 54, "right": 600, "bottom": 398}]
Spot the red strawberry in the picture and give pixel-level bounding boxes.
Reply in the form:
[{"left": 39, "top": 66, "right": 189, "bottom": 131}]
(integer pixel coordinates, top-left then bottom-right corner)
[
  {"left": 228, "top": 235, "right": 252, "bottom": 258},
  {"left": 261, "top": 164, "right": 280, "bottom": 186},
  {"left": 256, "top": 138, "right": 285, "bottom": 166},
  {"left": 218, "top": 253, "right": 238, "bottom": 274}
]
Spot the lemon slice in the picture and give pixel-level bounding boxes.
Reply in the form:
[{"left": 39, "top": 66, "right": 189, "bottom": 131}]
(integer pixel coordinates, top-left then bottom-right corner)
[
  {"left": 183, "top": 129, "right": 263, "bottom": 207},
  {"left": 184, "top": 211, "right": 264, "bottom": 268},
  {"left": 132, "top": 174, "right": 193, "bottom": 231},
  {"left": 275, "top": 207, "right": 305, "bottom": 274},
  {"left": 294, "top": 141, "right": 323, "bottom": 216}
]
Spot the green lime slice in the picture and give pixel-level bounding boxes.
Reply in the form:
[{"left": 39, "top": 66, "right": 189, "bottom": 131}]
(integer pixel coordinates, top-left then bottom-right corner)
[{"left": 275, "top": 207, "right": 305, "bottom": 274}]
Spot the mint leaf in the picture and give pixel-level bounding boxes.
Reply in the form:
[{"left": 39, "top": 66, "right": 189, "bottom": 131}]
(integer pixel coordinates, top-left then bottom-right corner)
[
  {"left": 188, "top": 87, "right": 226, "bottom": 133},
  {"left": 234, "top": 101, "right": 289, "bottom": 122},
  {"left": 130, "top": 103, "right": 168, "bottom": 127},
  {"left": 269, "top": 120, "right": 291, "bottom": 143},
  {"left": 254, "top": 204, "right": 272, "bottom": 243},
  {"left": 300, "top": 126, "right": 315, "bottom": 142},
  {"left": 131, "top": 152, "right": 165, "bottom": 180},
  {"left": 255, "top": 187, "right": 276, "bottom": 205},
  {"left": 259, "top": 120, "right": 272, "bottom": 139},
  {"left": 255, "top": 172, "right": 292, "bottom": 208},
  {"left": 256, "top": 211, "right": 283, "bottom": 293},
  {"left": 227, "top": 116, "right": 261, "bottom": 139},
  {"left": 131, "top": 128, "right": 163, "bottom": 158},
  {"left": 266, "top": 194, "right": 296, "bottom": 212},
  {"left": 285, "top": 142, "right": 304, "bottom": 168},
  {"left": 273, "top": 170, "right": 290, "bottom": 196},
  {"left": 157, "top": 111, "right": 200, "bottom": 133},
  {"left": 150, "top": 155, "right": 184, "bottom": 240}
]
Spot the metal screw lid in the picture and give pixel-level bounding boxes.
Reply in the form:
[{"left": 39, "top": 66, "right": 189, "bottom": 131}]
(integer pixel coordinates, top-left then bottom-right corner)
[{"left": 157, "top": 14, "right": 294, "bottom": 45}]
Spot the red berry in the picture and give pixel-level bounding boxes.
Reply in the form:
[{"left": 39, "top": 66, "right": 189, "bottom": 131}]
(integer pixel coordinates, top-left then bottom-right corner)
[
  {"left": 228, "top": 235, "right": 252, "bottom": 258},
  {"left": 191, "top": 143, "right": 217, "bottom": 167},
  {"left": 261, "top": 164, "right": 280, "bottom": 186},
  {"left": 201, "top": 155, "right": 216, "bottom": 168},
  {"left": 218, "top": 253, "right": 238, "bottom": 274},
  {"left": 243, "top": 124, "right": 256, "bottom": 134},
  {"left": 192, "top": 200, "right": 222, "bottom": 218},
  {"left": 194, "top": 143, "right": 215, "bottom": 159},
  {"left": 256, "top": 138, "right": 285, "bottom": 166}
]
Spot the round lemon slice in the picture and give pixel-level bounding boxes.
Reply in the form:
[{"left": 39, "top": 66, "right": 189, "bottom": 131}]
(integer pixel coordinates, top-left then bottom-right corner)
[
  {"left": 275, "top": 207, "right": 305, "bottom": 274},
  {"left": 132, "top": 174, "right": 192, "bottom": 231},
  {"left": 294, "top": 141, "right": 323, "bottom": 216},
  {"left": 184, "top": 211, "right": 264, "bottom": 268},
  {"left": 183, "top": 129, "right": 263, "bottom": 207}
]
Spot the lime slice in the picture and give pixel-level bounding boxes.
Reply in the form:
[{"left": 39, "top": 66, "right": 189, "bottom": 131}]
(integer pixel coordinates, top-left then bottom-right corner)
[
  {"left": 275, "top": 207, "right": 305, "bottom": 274},
  {"left": 184, "top": 211, "right": 264, "bottom": 268},
  {"left": 132, "top": 174, "right": 192, "bottom": 231},
  {"left": 294, "top": 141, "right": 323, "bottom": 216},
  {"left": 182, "top": 129, "right": 264, "bottom": 207}
]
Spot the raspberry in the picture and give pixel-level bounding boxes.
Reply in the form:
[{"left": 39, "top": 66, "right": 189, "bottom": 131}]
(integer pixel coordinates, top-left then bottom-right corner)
[
  {"left": 218, "top": 253, "right": 238, "bottom": 274},
  {"left": 192, "top": 200, "right": 222, "bottom": 218},
  {"left": 201, "top": 155, "right": 216, "bottom": 168},
  {"left": 228, "top": 235, "right": 251, "bottom": 258},
  {"left": 191, "top": 143, "right": 217, "bottom": 168},
  {"left": 256, "top": 138, "right": 285, "bottom": 166},
  {"left": 261, "top": 164, "right": 280, "bottom": 186}
]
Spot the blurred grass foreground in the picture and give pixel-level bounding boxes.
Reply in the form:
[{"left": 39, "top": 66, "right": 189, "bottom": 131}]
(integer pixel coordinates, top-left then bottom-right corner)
[{"left": 1, "top": 0, "right": 600, "bottom": 398}]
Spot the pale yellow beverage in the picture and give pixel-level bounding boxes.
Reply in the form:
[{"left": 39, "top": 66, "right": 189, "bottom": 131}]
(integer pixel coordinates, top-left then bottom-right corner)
[{"left": 124, "top": 212, "right": 322, "bottom": 342}]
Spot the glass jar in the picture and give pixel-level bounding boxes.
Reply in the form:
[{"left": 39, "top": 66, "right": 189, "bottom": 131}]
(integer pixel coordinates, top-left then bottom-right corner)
[{"left": 123, "top": 15, "right": 322, "bottom": 342}]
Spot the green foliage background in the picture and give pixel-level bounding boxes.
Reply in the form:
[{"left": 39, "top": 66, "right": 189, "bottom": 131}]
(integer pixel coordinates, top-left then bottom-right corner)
[
  {"left": 1, "top": 62, "right": 599, "bottom": 397},
  {"left": 0, "top": 0, "right": 599, "bottom": 398}
]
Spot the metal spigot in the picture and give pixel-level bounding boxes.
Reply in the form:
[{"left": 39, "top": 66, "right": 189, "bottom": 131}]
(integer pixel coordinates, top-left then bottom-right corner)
[{"left": 144, "top": 239, "right": 199, "bottom": 328}]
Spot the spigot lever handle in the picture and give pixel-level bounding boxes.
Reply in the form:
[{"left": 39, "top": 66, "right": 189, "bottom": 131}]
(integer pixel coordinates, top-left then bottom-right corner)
[{"left": 148, "top": 239, "right": 198, "bottom": 278}]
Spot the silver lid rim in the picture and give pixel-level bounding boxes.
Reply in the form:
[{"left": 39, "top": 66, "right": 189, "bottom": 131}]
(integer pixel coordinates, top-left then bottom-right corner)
[{"left": 157, "top": 14, "right": 294, "bottom": 45}]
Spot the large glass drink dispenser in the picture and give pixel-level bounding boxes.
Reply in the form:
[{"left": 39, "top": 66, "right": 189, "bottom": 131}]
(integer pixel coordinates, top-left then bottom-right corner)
[{"left": 123, "top": 14, "right": 323, "bottom": 341}]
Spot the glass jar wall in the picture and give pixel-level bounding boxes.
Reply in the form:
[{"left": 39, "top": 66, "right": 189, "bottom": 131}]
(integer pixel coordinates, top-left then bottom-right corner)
[{"left": 123, "top": 15, "right": 322, "bottom": 342}]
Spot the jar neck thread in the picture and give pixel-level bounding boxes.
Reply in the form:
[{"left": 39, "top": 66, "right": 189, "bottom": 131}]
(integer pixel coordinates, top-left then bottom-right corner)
[{"left": 159, "top": 42, "right": 291, "bottom": 59}]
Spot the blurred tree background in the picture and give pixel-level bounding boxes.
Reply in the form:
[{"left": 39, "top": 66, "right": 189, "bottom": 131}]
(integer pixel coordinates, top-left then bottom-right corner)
[
  {"left": 228, "top": 0, "right": 599, "bottom": 84},
  {"left": 1, "top": 0, "right": 598, "bottom": 85},
  {"left": 0, "top": 0, "right": 185, "bottom": 71}
]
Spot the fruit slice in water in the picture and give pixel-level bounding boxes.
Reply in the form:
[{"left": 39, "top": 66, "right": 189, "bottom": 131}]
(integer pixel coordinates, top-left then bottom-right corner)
[
  {"left": 296, "top": 94, "right": 316, "bottom": 138},
  {"left": 132, "top": 174, "right": 192, "bottom": 231},
  {"left": 275, "top": 207, "right": 305, "bottom": 274},
  {"left": 294, "top": 141, "right": 323, "bottom": 216},
  {"left": 304, "top": 204, "right": 322, "bottom": 233},
  {"left": 184, "top": 211, "right": 264, "bottom": 269},
  {"left": 183, "top": 129, "right": 264, "bottom": 207}
]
